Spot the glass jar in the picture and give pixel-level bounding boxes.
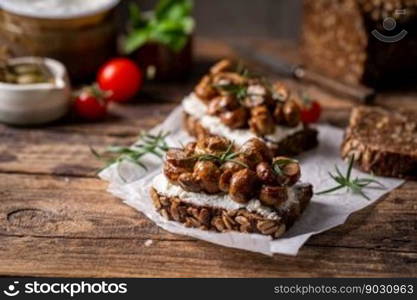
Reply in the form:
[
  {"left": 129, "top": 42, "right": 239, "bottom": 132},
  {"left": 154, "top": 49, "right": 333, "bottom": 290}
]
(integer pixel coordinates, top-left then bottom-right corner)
[{"left": 0, "top": 0, "right": 120, "bottom": 82}]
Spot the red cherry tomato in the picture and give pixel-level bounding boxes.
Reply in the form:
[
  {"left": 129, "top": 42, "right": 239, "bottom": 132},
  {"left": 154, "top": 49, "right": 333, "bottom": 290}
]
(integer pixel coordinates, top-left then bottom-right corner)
[
  {"left": 300, "top": 100, "right": 321, "bottom": 124},
  {"left": 74, "top": 85, "right": 108, "bottom": 121},
  {"left": 97, "top": 58, "right": 143, "bottom": 102}
]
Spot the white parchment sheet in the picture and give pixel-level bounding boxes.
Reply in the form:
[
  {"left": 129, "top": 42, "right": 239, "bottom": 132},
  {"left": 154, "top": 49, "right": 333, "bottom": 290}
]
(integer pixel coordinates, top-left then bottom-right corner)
[{"left": 100, "top": 106, "right": 404, "bottom": 256}]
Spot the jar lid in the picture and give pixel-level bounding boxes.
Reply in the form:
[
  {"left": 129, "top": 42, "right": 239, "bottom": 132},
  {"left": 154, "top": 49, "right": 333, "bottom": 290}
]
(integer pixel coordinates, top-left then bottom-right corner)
[{"left": 0, "top": 0, "right": 120, "bottom": 19}]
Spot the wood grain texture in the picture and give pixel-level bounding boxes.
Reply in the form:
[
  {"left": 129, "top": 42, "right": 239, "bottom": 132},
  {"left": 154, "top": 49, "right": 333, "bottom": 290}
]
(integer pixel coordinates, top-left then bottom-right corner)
[{"left": 0, "top": 38, "right": 417, "bottom": 278}]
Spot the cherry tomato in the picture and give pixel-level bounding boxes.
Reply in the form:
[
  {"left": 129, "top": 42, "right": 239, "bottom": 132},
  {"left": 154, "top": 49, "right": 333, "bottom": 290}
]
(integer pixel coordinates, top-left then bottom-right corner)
[
  {"left": 97, "top": 58, "right": 143, "bottom": 102},
  {"left": 74, "top": 85, "right": 108, "bottom": 121},
  {"left": 300, "top": 100, "right": 321, "bottom": 124}
]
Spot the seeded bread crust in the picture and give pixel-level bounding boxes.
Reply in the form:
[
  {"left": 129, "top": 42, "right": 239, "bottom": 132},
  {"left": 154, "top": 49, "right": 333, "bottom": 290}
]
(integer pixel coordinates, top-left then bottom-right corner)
[
  {"left": 150, "top": 183, "right": 312, "bottom": 239},
  {"left": 341, "top": 106, "right": 417, "bottom": 179},
  {"left": 183, "top": 112, "right": 318, "bottom": 157}
]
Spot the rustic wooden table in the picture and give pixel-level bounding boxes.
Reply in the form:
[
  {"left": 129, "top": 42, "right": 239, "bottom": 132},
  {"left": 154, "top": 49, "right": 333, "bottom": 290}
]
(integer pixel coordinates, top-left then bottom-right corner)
[{"left": 1, "top": 39, "right": 416, "bottom": 278}]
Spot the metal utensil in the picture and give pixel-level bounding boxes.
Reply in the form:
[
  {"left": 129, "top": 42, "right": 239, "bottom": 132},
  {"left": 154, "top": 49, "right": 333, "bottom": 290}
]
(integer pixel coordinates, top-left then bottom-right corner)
[{"left": 232, "top": 43, "right": 376, "bottom": 103}]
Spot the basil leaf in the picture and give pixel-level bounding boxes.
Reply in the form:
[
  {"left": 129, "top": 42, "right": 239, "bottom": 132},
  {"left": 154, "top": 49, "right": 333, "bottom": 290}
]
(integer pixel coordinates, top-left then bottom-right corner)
[
  {"left": 124, "top": 29, "right": 149, "bottom": 54},
  {"left": 123, "top": 0, "right": 194, "bottom": 53}
]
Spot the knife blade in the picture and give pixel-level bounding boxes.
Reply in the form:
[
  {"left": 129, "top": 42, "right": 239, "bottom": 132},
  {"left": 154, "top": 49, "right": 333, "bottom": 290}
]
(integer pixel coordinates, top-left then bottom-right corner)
[{"left": 232, "top": 43, "right": 375, "bottom": 103}]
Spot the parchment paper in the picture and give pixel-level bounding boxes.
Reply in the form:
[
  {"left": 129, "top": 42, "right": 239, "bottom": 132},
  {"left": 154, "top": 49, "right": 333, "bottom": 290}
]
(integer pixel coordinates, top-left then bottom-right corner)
[{"left": 100, "top": 106, "right": 404, "bottom": 256}]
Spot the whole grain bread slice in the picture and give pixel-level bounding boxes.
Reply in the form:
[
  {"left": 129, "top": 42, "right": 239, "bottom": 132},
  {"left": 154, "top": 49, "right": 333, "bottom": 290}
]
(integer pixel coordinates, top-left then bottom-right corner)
[
  {"left": 184, "top": 112, "right": 318, "bottom": 157},
  {"left": 341, "top": 106, "right": 417, "bottom": 179},
  {"left": 150, "top": 182, "right": 312, "bottom": 239}
]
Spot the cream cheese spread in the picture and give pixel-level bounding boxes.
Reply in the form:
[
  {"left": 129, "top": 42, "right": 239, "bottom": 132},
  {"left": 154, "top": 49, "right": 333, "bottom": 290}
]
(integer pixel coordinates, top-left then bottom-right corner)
[
  {"left": 152, "top": 174, "right": 299, "bottom": 220},
  {"left": 182, "top": 93, "right": 304, "bottom": 146}
]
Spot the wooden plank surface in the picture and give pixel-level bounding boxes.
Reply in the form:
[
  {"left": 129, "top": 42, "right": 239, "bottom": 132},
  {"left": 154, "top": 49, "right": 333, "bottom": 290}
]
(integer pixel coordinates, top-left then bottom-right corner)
[{"left": 0, "top": 38, "right": 417, "bottom": 278}]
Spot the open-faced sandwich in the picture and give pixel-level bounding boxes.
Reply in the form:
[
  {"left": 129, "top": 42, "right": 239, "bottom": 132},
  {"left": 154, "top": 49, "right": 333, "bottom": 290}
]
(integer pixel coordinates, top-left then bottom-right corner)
[
  {"left": 342, "top": 106, "right": 417, "bottom": 179},
  {"left": 182, "top": 59, "right": 319, "bottom": 156},
  {"left": 150, "top": 136, "right": 313, "bottom": 238}
]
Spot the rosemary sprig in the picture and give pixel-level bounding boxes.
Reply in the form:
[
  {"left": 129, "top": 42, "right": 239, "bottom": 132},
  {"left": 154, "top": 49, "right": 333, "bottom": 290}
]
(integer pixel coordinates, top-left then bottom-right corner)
[
  {"left": 316, "top": 156, "right": 385, "bottom": 200},
  {"left": 214, "top": 83, "right": 248, "bottom": 101},
  {"left": 272, "top": 158, "right": 298, "bottom": 176},
  {"left": 91, "top": 131, "right": 170, "bottom": 172},
  {"left": 195, "top": 142, "right": 248, "bottom": 168}
]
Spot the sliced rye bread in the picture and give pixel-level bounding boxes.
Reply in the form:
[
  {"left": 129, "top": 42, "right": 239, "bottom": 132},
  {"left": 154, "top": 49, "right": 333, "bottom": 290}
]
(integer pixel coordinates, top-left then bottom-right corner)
[
  {"left": 184, "top": 112, "right": 318, "bottom": 157},
  {"left": 341, "top": 106, "right": 417, "bottom": 179},
  {"left": 150, "top": 183, "right": 312, "bottom": 239}
]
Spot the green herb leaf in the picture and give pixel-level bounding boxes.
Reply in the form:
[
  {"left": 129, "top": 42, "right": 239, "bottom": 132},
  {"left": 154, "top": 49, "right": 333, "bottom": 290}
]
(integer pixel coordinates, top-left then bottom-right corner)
[
  {"left": 91, "top": 131, "right": 171, "bottom": 173},
  {"left": 214, "top": 83, "right": 248, "bottom": 101},
  {"left": 316, "top": 156, "right": 386, "bottom": 200},
  {"left": 194, "top": 142, "right": 248, "bottom": 168},
  {"left": 124, "top": 29, "right": 150, "bottom": 54},
  {"left": 124, "top": 0, "right": 194, "bottom": 54}
]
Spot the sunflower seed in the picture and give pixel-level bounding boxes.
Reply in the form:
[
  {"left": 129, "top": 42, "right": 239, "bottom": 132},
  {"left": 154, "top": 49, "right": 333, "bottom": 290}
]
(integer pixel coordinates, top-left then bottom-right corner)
[
  {"left": 256, "top": 220, "right": 277, "bottom": 233},
  {"left": 150, "top": 189, "right": 162, "bottom": 210},
  {"left": 159, "top": 196, "right": 170, "bottom": 206},
  {"left": 212, "top": 216, "right": 226, "bottom": 232},
  {"left": 240, "top": 223, "right": 253, "bottom": 233},
  {"left": 235, "top": 216, "right": 249, "bottom": 225},
  {"left": 198, "top": 208, "right": 210, "bottom": 225},
  {"left": 160, "top": 209, "right": 169, "bottom": 220},
  {"left": 170, "top": 202, "right": 180, "bottom": 221},
  {"left": 222, "top": 212, "right": 236, "bottom": 230}
]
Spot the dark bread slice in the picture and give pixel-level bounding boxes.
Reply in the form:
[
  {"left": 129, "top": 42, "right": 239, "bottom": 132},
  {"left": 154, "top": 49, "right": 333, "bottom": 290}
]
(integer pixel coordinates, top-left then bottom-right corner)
[
  {"left": 150, "top": 183, "right": 313, "bottom": 239},
  {"left": 302, "top": 0, "right": 417, "bottom": 88},
  {"left": 183, "top": 112, "right": 318, "bottom": 157},
  {"left": 341, "top": 106, "right": 417, "bottom": 179}
]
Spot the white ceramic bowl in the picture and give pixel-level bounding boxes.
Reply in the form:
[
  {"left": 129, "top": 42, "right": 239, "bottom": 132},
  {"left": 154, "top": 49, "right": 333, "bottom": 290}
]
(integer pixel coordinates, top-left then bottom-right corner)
[{"left": 0, "top": 57, "right": 71, "bottom": 125}]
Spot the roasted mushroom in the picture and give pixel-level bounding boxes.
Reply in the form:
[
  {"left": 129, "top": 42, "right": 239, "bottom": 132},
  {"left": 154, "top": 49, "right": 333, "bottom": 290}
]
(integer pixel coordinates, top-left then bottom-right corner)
[
  {"left": 207, "top": 95, "right": 239, "bottom": 116},
  {"left": 272, "top": 82, "right": 290, "bottom": 101},
  {"left": 218, "top": 169, "right": 234, "bottom": 193},
  {"left": 220, "top": 107, "right": 248, "bottom": 129},
  {"left": 210, "top": 59, "right": 234, "bottom": 75},
  {"left": 240, "top": 138, "right": 273, "bottom": 166},
  {"left": 195, "top": 136, "right": 230, "bottom": 156},
  {"left": 283, "top": 100, "right": 301, "bottom": 127},
  {"left": 259, "top": 185, "right": 288, "bottom": 206},
  {"left": 164, "top": 162, "right": 190, "bottom": 183},
  {"left": 165, "top": 148, "right": 195, "bottom": 169},
  {"left": 178, "top": 172, "right": 201, "bottom": 193},
  {"left": 272, "top": 157, "right": 301, "bottom": 186},
  {"left": 193, "top": 161, "right": 221, "bottom": 194},
  {"left": 256, "top": 162, "right": 278, "bottom": 185},
  {"left": 212, "top": 72, "right": 246, "bottom": 87},
  {"left": 163, "top": 136, "right": 304, "bottom": 209},
  {"left": 273, "top": 101, "right": 286, "bottom": 125},
  {"left": 249, "top": 105, "right": 275, "bottom": 136},
  {"left": 243, "top": 84, "right": 268, "bottom": 108},
  {"left": 183, "top": 142, "right": 197, "bottom": 156},
  {"left": 222, "top": 160, "right": 245, "bottom": 173},
  {"left": 195, "top": 75, "right": 217, "bottom": 102},
  {"left": 229, "top": 169, "right": 258, "bottom": 203}
]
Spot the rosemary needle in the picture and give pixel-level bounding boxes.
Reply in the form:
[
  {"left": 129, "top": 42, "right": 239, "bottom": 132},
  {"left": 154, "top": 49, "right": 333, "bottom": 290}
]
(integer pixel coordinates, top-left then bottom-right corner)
[
  {"left": 214, "top": 83, "right": 248, "bottom": 101},
  {"left": 91, "top": 131, "right": 170, "bottom": 172},
  {"left": 316, "top": 156, "right": 385, "bottom": 200},
  {"left": 195, "top": 142, "right": 248, "bottom": 168}
]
